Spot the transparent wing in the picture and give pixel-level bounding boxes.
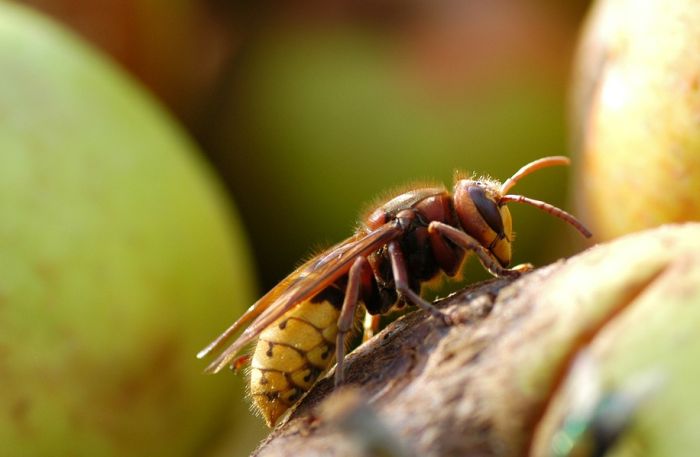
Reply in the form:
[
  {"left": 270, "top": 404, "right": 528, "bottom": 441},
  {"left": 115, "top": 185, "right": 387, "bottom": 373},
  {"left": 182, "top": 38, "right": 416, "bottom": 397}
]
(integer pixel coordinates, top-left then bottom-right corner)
[{"left": 198, "top": 222, "right": 404, "bottom": 373}]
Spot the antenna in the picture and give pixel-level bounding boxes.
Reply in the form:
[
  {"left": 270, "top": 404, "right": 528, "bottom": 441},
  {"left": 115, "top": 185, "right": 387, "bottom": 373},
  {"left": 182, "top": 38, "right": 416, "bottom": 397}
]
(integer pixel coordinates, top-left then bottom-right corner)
[
  {"left": 500, "top": 194, "right": 592, "bottom": 238},
  {"left": 500, "top": 156, "right": 571, "bottom": 195}
]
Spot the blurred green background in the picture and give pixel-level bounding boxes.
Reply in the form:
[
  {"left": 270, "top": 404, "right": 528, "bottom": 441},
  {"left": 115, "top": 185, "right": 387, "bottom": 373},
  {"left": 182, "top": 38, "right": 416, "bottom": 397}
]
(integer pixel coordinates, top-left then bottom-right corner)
[
  {"left": 15, "top": 0, "right": 592, "bottom": 289},
  {"left": 2, "top": 0, "right": 593, "bottom": 455}
]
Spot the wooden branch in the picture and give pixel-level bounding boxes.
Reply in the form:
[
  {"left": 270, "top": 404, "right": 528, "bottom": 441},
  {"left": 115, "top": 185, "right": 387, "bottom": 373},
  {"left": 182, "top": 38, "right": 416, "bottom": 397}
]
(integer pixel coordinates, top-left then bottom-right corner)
[{"left": 249, "top": 223, "right": 700, "bottom": 457}]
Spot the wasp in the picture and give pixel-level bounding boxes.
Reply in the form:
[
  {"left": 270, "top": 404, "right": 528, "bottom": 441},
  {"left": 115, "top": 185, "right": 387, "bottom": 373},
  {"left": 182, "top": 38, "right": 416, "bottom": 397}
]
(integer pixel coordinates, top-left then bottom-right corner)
[{"left": 198, "top": 156, "right": 592, "bottom": 427}]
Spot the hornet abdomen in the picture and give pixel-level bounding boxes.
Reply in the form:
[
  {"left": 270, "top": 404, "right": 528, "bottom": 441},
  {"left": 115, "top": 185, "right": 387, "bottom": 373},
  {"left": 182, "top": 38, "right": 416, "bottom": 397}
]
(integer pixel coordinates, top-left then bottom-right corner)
[{"left": 250, "top": 297, "right": 340, "bottom": 426}]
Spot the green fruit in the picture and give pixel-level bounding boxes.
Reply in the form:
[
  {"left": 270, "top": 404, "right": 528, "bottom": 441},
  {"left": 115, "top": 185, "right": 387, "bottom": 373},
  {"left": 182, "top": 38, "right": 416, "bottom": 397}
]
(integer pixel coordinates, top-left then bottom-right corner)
[
  {"left": 529, "top": 224, "right": 700, "bottom": 456},
  {"left": 0, "top": 4, "right": 256, "bottom": 456},
  {"left": 572, "top": 0, "right": 700, "bottom": 240}
]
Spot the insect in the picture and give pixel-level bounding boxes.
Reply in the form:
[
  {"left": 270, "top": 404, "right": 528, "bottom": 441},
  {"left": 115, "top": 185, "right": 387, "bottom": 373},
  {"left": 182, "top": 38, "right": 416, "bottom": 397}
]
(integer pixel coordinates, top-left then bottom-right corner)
[{"left": 198, "top": 156, "right": 592, "bottom": 427}]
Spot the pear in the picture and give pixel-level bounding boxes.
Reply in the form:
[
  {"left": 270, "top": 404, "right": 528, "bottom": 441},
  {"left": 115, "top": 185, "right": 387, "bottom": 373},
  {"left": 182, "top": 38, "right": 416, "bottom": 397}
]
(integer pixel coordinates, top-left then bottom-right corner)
[
  {"left": 0, "top": 4, "right": 257, "bottom": 456},
  {"left": 571, "top": 0, "right": 700, "bottom": 240},
  {"left": 530, "top": 224, "right": 700, "bottom": 456}
]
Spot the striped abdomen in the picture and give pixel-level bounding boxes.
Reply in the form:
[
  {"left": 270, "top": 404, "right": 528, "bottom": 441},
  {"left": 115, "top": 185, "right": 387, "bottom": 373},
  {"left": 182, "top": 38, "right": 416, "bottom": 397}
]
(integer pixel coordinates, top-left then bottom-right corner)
[{"left": 250, "top": 298, "right": 340, "bottom": 426}]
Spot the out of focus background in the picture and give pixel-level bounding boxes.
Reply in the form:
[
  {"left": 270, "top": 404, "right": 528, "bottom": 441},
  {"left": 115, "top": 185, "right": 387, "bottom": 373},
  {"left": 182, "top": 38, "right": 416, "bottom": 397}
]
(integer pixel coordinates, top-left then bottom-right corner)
[
  {"left": 17, "top": 0, "right": 591, "bottom": 287},
  {"left": 0, "top": 1, "right": 598, "bottom": 456}
]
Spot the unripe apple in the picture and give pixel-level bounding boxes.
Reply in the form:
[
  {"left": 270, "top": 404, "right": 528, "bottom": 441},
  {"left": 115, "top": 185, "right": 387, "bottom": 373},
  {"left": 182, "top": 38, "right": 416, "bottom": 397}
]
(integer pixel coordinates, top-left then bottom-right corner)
[{"left": 0, "top": 4, "right": 257, "bottom": 456}]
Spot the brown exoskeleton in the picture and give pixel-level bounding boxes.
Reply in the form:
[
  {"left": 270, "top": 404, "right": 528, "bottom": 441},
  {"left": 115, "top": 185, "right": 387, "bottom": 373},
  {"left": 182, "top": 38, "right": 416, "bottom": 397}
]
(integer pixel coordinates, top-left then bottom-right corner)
[{"left": 198, "top": 156, "right": 592, "bottom": 426}]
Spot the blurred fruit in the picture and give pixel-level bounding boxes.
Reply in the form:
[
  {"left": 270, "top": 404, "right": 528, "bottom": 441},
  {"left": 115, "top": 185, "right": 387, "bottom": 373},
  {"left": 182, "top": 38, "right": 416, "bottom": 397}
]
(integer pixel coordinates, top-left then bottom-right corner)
[
  {"left": 571, "top": 0, "right": 700, "bottom": 241},
  {"left": 0, "top": 4, "right": 259, "bottom": 456}
]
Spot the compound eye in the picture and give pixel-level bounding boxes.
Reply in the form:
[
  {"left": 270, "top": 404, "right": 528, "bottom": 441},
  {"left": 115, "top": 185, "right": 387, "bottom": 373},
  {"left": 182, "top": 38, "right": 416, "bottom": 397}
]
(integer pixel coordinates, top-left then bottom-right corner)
[{"left": 468, "top": 186, "right": 504, "bottom": 236}]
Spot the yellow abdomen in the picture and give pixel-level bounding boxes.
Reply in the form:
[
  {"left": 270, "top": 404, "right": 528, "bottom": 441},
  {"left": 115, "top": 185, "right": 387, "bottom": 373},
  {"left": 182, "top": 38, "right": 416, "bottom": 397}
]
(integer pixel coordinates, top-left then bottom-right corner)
[{"left": 250, "top": 298, "right": 340, "bottom": 426}]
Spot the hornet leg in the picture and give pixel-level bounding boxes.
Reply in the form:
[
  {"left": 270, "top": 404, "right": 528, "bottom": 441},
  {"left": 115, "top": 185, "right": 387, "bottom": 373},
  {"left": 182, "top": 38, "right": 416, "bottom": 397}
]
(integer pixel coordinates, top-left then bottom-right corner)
[
  {"left": 387, "top": 241, "right": 452, "bottom": 325},
  {"left": 335, "top": 256, "right": 372, "bottom": 386},
  {"left": 427, "top": 221, "right": 529, "bottom": 277}
]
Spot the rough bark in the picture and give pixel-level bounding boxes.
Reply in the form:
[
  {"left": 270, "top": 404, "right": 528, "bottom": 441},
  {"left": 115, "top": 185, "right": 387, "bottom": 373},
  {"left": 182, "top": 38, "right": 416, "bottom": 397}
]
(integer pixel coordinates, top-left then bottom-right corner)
[{"left": 249, "top": 224, "right": 700, "bottom": 457}]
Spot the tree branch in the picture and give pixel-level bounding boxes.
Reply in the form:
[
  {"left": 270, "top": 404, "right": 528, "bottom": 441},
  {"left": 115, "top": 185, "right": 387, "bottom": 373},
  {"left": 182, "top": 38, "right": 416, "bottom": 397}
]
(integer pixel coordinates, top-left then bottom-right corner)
[{"left": 250, "top": 224, "right": 700, "bottom": 457}]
